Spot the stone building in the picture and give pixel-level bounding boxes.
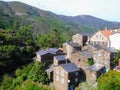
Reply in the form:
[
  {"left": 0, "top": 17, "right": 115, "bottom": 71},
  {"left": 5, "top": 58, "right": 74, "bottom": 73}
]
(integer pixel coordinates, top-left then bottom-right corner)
[
  {"left": 86, "top": 63, "right": 105, "bottom": 84},
  {"left": 93, "top": 48, "right": 117, "bottom": 70},
  {"left": 69, "top": 50, "right": 93, "bottom": 69},
  {"left": 36, "top": 50, "right": 53, "bottom": 66},
  {"left": 54, "top": 63, "right": 80, "bottom": 90},
  {"left": 54, "top": 55, "right": 70, "bottom": 66},
  {"left": 72, "top": 33, "right": 93, "bottom": 46},
  {"left": 36, "top": 48, "right": 63, "bottom": 67},
  {"left": 63, "top": 42, "right": 81, "bottom": 58}
]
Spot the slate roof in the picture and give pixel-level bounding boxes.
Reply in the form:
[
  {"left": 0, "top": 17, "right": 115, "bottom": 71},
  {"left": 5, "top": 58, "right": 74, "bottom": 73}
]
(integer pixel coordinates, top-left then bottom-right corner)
[
  {"left": 61, "top": 63, "right": 79, "bottom": 73},
  {"left": 87, "top": 63, "right": 105, "bottom": 71},
  {"left": 78, "top": 33, "right": 93, "bottom": 37},
  {"left": 54, "top": 55, "right": 66, "bottom": 61},
  {"left": 66, "top": 42, "right": 80, "bottom": 47},
  {"left": 37, "top": 50, "right": 48, "bottom": 55},
  {"left": 37, "top": 48, "right": 59, "bottom": 55},
  {"left": 103, "top": 47, "right": 118, "bottom": 53},
  {"left": 81, "top": 51, "right": 93, "bottom": 58},
  {"left": 47, "top": 48, "right": 59, "bottom": 54}
]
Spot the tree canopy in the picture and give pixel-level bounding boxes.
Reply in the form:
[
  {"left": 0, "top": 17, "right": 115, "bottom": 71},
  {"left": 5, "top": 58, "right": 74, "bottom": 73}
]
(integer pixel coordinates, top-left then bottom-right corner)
[
  {"left": 38, "top": 28, "right": 64, "bottom": 49},
  {"left": 97, "top": 70, "right": 120, "bottom": 90},
  {"left": 0, "top": 62, "right": 50, "bottom": 90}
]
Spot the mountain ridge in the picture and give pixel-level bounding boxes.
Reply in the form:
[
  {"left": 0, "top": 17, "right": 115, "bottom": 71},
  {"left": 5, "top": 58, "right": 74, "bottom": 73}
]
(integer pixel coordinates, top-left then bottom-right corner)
[{"left": 0, "top": 1, "right": 120, "bottom": 36}]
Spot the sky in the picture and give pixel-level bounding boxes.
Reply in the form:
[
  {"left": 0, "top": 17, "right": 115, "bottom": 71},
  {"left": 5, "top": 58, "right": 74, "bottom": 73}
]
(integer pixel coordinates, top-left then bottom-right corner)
[{"left": 3, "top": 0, "right": 120, "bottom": 22}]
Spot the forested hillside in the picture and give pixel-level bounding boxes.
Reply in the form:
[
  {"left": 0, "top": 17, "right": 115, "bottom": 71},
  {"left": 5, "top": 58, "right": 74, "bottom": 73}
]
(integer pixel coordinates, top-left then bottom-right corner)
[{"left": 1, "top": 1, "right": 120, "bottom": 39}]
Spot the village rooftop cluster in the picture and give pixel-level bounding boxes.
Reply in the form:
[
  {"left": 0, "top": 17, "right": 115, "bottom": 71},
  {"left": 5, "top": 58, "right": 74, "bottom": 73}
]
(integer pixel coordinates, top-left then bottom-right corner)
[{"left": 36, "top": 28, "right": 120, "bottom": 90}]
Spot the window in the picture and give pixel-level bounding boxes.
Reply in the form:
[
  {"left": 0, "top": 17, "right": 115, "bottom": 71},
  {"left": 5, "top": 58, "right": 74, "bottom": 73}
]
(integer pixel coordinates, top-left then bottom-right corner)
[
  {"left": 75, "top": 78, "right": 78, "bottom": 82},
  {"left": 56, "top": 68, "right": 59, "bottom": 74},
  {"left": 104, "top": 53, "right": 109, "bottom": 59},
  {"left": 96, "top": 35, "right": 98, "bottom": 38},
  {"left": 61, "top": 70, "right": 64, "bottom": 76},
  {"left": 75, "top": 72, "right": 79, "bottom": 76},
  {"left": 104, "top": 60, "right": 108, "bottom": 66},
  {"left": 56, "top": 75, "right": 59, "bottom": 81},
  {"left": 96, "top": 42, "right": 98, "bottom": 44},
  {"left": 102, "top": 38, "right": 104, "bottom": 40},
  {"left": 61, "top": 78, "right": 64, "bottom": 83}
]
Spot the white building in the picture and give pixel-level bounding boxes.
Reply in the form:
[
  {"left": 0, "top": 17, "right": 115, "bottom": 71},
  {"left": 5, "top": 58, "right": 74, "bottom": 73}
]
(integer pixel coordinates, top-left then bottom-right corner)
[{"left": 110, "top": 33, "right": 120, "bottom": 50}]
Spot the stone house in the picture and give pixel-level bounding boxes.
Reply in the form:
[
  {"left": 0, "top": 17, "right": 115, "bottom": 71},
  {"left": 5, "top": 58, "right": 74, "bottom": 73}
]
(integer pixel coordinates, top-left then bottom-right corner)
[
  {"left": 69, "top": 50, "right": 93, "bottom": 69},
  {"left": 63, "top": 42, "right": 81, "bottom": 58},
  {"left": 46, "top": 55, "right": 68, "bottom": 82},
  {"left": 72, "top": 33, "right": 93, "bottom": 47},
  {"left": 54, "top": 55, "right": 70, "bottom": 66},
  {"left": 54, "top": 63, "right": 80, "bottom": 90},
  {"left": 36, "top": 50, "right": 53, "bottom": 65},
  {"left": 86, "top": 63, "right": 105, "bottom": 84},
  {"left": 36, "top": 48, "right": 63, "bottom": 67},
  {"left": 93, "top": 48, "right": 117, "bottom": 70},
  {"left": 46, "top": 67, "right": 53, "bottom": 81},
  {"left": 90, "top": 30, "right": 113, "bottom": 48}
]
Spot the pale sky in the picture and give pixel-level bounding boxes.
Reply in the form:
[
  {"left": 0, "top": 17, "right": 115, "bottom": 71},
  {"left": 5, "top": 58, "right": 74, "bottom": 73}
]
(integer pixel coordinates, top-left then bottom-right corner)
[{"left": 3, "top": 0, "right": 120, "bottom": 22}]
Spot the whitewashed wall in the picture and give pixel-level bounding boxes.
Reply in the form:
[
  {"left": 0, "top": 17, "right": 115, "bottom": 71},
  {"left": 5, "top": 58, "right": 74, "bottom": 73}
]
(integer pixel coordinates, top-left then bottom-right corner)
[{"left": 110, "top": 33, "right": 120, "bottom": 50}]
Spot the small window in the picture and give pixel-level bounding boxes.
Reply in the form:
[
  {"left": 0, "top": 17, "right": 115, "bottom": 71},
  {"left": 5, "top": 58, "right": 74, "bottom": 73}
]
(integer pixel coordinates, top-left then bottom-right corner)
[
  {"left": 56, "top": 75, "right": 59, "bottom": 81},
  {"left": 96, "top": 35, "right": 98, "bottom": 38},
  {"left": 102, "top": 38, "right": 104, "bottom": 40},
  {"left": 75, "top": 78, "right": 78, "bottom": 82},
  {"left": 61, "top": 70, "right": 64, "bottom": 76},
  {"left": 96, "top": 42, "right": 98, "bottom": 44},
  {"left": 56, "top": 68, "right": 59, "bottom": 74},
  {"left": 75, "top": 72, "right": 79, "bottom": 76},
  {"left": 104, "top": 53, "right": 109, "bottom": 59},
  {"left": 61, "top": 78, "right": 64, "bottom": 83}
]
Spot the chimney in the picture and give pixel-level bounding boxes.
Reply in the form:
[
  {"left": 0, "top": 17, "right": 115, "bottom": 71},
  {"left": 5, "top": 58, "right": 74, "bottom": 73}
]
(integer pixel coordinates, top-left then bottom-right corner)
[
  {"left": 105, "top": 26, "right": 108, "bottom": 31},
  {"left": 65, "top": 55, "right": 68, "bottom": 64}
]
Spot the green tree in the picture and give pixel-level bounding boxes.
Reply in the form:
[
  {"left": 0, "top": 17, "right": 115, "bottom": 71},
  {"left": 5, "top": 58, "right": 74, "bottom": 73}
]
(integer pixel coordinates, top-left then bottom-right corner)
[
  {"left": 0, "top": 45, "right": 20, "bottom": 59},
  {"left": 38, "top": 28, "right": 64, "bottom": 49},
  {"left": 113, "top": 50, "right": 120, "bottom": 66},
  {"left": 87, "top": 58, "right": 94, "bottom": 66},
  {"left": 0, "top": 74, "right": 13, "bottom": 90},
  {"left": 98, "top": 70, "right": 120, "bottom": 90},
  {"left": 28, "top": 62, "right": 49, "bottom": 84},
  {"left": 23, "top": 81, "right": 46, "bottom": 90},
  {"left": 50, "top": 28, "right": 62, "bottom": 47}
]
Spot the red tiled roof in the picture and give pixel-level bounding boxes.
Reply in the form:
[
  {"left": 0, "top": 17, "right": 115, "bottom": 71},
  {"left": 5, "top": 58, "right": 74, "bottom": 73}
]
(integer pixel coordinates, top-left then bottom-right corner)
[{"left": 100, "top": 30, "right": 113, "bottom": 38}]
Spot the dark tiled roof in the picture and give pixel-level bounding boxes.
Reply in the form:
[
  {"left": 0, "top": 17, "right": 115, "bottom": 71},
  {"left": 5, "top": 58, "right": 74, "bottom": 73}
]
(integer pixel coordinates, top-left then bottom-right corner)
[
  {"left": 47, "top": 48, "right": 59, "bottom": 54},
  {"left": 37, "top": 50, "right": 48, "bottom": 55},
  {"left": 54, "top": 55, "right": 66, "bottom": 61},
  {"left": 103, "top": 47, "right": 118, "bottom": 53},
  {"left": 61, "top": 63, "right": 79, "bottom": 73},
  {"left": 66, "top": 42, "right": 80, "bottom": 47},
  {"left": 78, "top": 33, "right": 94, "bottom": 37},
  {"left": 81, "top": 51, "right": 93, "bottom": 58},
  {"left": 86, "top": 63, "right": 105, "bottom": 71},
  {"left": 37, "top": 48, "right": 59, "bottom": 55}
]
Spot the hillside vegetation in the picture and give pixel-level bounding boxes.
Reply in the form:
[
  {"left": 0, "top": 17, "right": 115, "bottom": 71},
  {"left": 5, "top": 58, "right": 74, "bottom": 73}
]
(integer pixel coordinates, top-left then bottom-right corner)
[{"left": 1, "top": 1, "right": 120, "bottom": 39}]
